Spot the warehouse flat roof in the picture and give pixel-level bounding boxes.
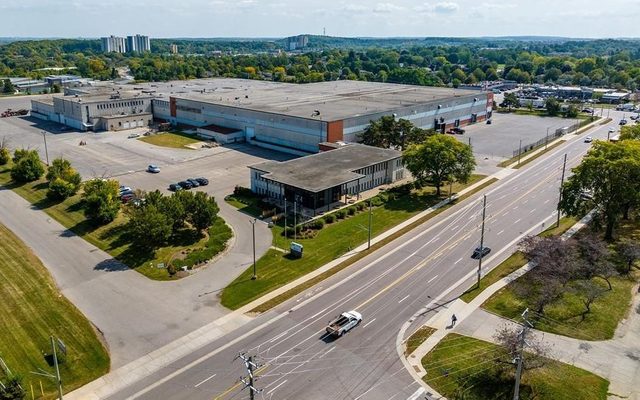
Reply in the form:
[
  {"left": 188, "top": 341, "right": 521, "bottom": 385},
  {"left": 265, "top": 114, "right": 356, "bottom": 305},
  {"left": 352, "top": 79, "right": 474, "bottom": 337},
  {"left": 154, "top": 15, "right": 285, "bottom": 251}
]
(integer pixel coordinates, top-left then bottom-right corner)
[
  {"left": 58, "top": 91, "right": 154, "bottom": 104},
  {"left": 250, "top": 143, "right": 401, "bottom": 193},
  {"left": 157, "top": 78, "right": 477, "bottom": 121}
]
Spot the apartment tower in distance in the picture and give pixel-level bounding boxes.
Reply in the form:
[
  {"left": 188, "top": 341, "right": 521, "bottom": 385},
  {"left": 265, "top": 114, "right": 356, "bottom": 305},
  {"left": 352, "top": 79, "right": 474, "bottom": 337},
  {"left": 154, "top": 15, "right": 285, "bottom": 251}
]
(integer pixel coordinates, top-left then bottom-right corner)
[
  {"left": 170, "top": 44, "right": 178, "bottom": 54},
  {"left": 101, "top": 35, "right": 126, "bottom": 53},
  {"left": 126, "top": 34, "right": 151, "bottom": 53}
]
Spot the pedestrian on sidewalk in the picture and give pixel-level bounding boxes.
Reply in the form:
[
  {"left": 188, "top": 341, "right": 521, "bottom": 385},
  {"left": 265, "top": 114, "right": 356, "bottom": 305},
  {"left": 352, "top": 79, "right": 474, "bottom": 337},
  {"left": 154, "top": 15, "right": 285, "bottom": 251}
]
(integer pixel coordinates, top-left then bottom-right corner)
[{"left": 451, "top": 314, "right": 457, "bottom": 327}]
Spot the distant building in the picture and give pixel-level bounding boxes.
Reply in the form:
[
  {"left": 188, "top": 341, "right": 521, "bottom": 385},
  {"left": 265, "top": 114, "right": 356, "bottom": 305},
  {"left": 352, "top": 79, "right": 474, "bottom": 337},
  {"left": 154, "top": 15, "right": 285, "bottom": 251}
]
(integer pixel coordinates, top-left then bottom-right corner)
[
  {"left": 101, "top": 35, "right": 126, "bottom": 53},
  {"left": 287, "top": 35, "right": 309, "bottom": 51},
  {"left": 126, "top": 35, "right": 151, "bottom": 53},
  {"left": 170, "top": 44, "right": 178, "bottom": 54}
]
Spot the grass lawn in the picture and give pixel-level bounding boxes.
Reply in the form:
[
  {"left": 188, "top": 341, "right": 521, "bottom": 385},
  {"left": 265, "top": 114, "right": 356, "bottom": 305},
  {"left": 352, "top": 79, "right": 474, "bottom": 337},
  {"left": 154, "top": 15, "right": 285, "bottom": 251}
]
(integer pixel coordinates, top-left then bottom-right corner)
[
  {"left": 0, "top": 164, "right": 232, "bottom": 281},
  {"left": 0, "top": 223, "right": 109, "bottom": 399},
  {"left": 221, "top": 175, "right": 487, "bottom": 310},
  {"left": 482, "top": 218, "right": 639, "bottom": 341},
  {"left": 422, "top": 334, "right": 609, "bottom": 400},
  {"left": 405, "top": 326, "right": 436, "bottom": 356},
  {"left": 138, "top": 131, "right": 201, "bottom": 149}
]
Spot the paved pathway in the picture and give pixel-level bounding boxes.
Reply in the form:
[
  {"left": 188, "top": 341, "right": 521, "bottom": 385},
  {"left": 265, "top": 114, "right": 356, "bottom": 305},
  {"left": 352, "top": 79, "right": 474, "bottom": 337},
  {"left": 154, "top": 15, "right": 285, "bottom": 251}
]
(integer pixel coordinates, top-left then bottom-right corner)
[
  {"left": 406, "top": 212, "right": 640, "bottom": 400},
  {"left": 0, "top": 186, "right": 270, "bottom": 368}
]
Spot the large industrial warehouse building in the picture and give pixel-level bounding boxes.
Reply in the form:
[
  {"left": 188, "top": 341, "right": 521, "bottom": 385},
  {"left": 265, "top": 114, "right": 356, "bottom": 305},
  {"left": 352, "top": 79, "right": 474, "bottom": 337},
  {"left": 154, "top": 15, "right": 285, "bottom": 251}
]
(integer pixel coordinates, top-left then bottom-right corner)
[{"left": 31, "top": 78, "right": 493, "bottom": 154}]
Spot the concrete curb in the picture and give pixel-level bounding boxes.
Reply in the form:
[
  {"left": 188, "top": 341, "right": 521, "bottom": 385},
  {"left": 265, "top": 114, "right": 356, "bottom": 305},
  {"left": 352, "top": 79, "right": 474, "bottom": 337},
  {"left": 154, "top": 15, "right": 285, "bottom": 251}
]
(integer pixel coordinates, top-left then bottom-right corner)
[{"left": 403, "top": 212, "right": 593, "bottom": 399}]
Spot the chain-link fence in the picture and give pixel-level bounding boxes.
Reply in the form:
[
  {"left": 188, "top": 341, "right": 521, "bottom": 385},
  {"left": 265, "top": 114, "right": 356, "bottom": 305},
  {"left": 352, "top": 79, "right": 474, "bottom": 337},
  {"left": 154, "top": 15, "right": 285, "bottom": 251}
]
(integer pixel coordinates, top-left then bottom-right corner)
[{"left": 512, "top": 121, "right": 582, "bottom": 157}]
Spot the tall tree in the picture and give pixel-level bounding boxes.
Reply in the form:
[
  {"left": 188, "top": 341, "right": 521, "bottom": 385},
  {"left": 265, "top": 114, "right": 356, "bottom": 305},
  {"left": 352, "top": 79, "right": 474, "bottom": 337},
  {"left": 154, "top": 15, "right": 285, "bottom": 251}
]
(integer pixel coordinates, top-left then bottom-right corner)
[
  {"left": 82, "top": 179, "right": 121, "bottom": 224},
  {"left": 359, "top": 116, "right": 428, "bottom": 150},
  {"left": 46, "top": 157, "right": 82, "bottom": 200},
  {"left": 560, "top": 141, "right": 640, "bottom": 239},
  {"left": 403, "top": 134, "right": 475, "bottom": 196},
  {"left": 545, "top": 97, "right": 561, "bottom": 116},
  {"left": 10, "top": 149, "right": 44, "bottom": 182},
  {"left": 502, "top": 92, "right": 519, "bottom": 111}
]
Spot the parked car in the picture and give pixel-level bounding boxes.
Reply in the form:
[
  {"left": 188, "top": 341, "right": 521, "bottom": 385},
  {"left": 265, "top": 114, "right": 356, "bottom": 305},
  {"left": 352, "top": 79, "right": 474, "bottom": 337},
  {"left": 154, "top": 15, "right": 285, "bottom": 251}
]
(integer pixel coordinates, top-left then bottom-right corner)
[
  {"left": 127, "top": 133, "right": 140, "bottom": 139},
  {"left": 619, "top": 119, "right": 628, "bottom": 126},
  {"left": 450, "top": 127, "right": 465, "bottom": 135},
  {"left": 584, "top": 136, "right": 593, "bottom": 143},
  {"left": 194, "top": 177, "right": 209, "bottom": 186},
  {"left": 326, "top": 311, "right": 362, "bottom": 337},
  {"left": 120, "top": 189, "right": 134, "bottom": 197},
  {"left": 168, "top": 183, "right": 183, "bottom": 192},
  {"left": 147, "top": 164, "right": 160, "bottom": 173},
  {"left": 471, "top": 246, "right": 491, "bottom": 259},
  {"left": 178, "top": 180, "right": 193, "bottom": 189},
  {"left": 608, "top": 127, "right": 616, "bottom": 134},
  {"left": 119, "top": 185, "right": 132, "bottom": 194},
  {"left": 186, "top": 178, "right": 200, "bottom": 187},
  {"left": 121, "top": 193, "right": 135, "bottom": 203}
]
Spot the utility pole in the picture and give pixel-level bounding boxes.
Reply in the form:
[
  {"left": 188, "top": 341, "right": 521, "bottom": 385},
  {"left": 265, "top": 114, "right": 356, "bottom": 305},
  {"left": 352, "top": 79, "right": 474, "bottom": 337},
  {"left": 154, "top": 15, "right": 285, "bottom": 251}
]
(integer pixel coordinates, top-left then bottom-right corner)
[
  {"left": 517, "top": 139, "right": 522, "bottom": 166},
  {"left": 545, "top": 127, "right": 550, "bottom": 150},
  {"left": 50, "top": 336, "right": 63, "bottom": 400},
  {"left": 367, "top": 199, "right": 372, "bottom": 250},
  {"left": 283, "top": 197, "right": 287, "bottom": 240},
  {"left": 477, "top": 195, "right": 487, "bottom": 288},
  {"left": 238, "top": 353, "right": 261, "bottom": 400},
  {"left": 293, "top": 200, "right": 297, "bottom": 241},
  {"left": 42, "top": 131, "right": 49, "bottom": 166},
  {"left": 513, "top": 309, "right": 533, "bottom": 400},
  {"left": 557, "top": 154, "right": 567, "bottom": 228},
  {"left": 250, "top": 219, "right": 257, "bottom": 280}
]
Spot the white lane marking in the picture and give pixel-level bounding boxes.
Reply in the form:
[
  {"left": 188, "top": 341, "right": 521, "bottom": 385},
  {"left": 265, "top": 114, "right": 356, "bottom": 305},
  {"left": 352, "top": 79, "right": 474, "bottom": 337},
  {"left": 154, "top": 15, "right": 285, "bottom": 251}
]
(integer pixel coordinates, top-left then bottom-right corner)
[
  {"left": 269, "top": 331, "right": 288, "bottom": 343},
  {"left": 503, "top": 210, "right": 510, "bottom": 216},
  {"left": 398, "top": 295, "right": 410, "bottom": 304},
  {"left": 406, "top": 387, "right": 426, "bottom": 400},
  {"left": 497, "top": 229, "right": 505, "bottom": 236},
  {"left": 193, "top": 373, "right": 216, "bottom": 388},
  {"left": 318, "top": 347, "right": 336, "bottom": 359},
  {"left": 450, "top": 224, "right": 459, "bottom": 231},
  {"left": 427, "top": 275, "right": 439, "bottom": 283},
  {"left": 363, "top": 318, "right": 377, "bottom": 328},
  {"left": 513, "top": 205, "right": 519, "bottom": 210},
  {"left": 514, "top": 218, "right": 522, "bottom": 223},
  {"left": 266, "top": 380, "right": 287, "bottom": 395},
  {"left": 544, "top": 199, "right": 550, "bottom": 204},
  {"left": 454, "top": 257, "right": 463, "bottom": 265},
  {"left": 425, "top": 235, "right": 440, "bottom": 245},
  {"left": 529, "top": 208, "right": 536, "bottom": 214}
]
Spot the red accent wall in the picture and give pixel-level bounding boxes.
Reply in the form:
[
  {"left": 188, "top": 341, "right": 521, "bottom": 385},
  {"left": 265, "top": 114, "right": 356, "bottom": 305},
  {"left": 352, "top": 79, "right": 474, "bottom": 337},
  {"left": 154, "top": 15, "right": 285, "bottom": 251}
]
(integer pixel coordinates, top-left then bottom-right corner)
[
  {"left": 170, "top": 97, "right": 177, "bottom": 117},
  {"left": 327, "top": 120, "right": 344, "bottom": 142}
]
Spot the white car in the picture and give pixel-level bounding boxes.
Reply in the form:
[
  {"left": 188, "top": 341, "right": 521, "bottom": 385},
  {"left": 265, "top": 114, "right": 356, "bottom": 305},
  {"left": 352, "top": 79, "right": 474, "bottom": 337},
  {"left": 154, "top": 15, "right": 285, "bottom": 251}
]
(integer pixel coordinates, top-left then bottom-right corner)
[
  {"left": 147, "top": 164, "right": 160, "bottom": 173},
  {"left": 608, "top": 127, "right": 616, "bottom": 133},
  {"left": 584, "top": 136, "right": 593, "bottom": 143}
]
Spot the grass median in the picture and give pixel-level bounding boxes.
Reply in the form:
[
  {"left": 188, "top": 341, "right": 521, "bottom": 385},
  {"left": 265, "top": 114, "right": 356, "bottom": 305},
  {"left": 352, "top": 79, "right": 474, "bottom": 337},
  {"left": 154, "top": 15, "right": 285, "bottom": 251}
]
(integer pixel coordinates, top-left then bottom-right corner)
[
  {"left": 0, "top": 222, "right": 109, "bottom": 398},
  {"left": 422, "top": 334, "right": 609, "bottom": 400},
  {"left": 221, "top": 175, "right": 492, "bottom": 310},
  {"left": 138, "top": 131, "right": 201, "bottom": 149},
  {"left": 0, "top": 164, "right": 231, "bottom": 280}
]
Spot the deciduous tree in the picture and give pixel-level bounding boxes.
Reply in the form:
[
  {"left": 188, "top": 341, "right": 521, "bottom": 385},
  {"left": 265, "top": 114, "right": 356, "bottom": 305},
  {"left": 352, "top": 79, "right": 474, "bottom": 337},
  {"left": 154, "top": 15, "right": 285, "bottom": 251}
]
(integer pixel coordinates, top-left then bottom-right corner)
[
  {"left": 82, "top": 178, "right": 121, "bottom": 224},
  {"left": 10, "top": 149, "right": 44, "bottom": 182},
  {"left": 403, "top": 135, "right": 475, "bottom": 196}
]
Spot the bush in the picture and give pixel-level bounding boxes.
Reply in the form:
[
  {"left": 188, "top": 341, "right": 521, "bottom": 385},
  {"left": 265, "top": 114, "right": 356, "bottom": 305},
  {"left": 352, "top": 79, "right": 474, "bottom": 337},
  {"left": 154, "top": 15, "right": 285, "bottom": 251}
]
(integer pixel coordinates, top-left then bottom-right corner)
[
  {"left": 82, "top": 179, "right": 121, "bottom": 224},
  {"left": 336, "top": 210, "right": 347, "bottom": 219},
  {"left": 47, "top": 177, "right": 78, "bottom": 200},
  {"left": 167, "top": 264, "right": 177, "bottom": 276},
  {"left": 370, "top": 196, "right": 384, "bottom": 207},
  {"left": 310, "top": 219, "right": 324, "bottom": 230},
  {"left": 378, "top": 192, "right": 389, "bottom": 202},
  {"left": 233, "top": 185, "right": 254, "bottom": 197},
  {"left": 347, "top": 207, "right": 356, "bottom": 216},
  {"left": 10, "top": 149, "right": 44, "bottom": 182},
  {"left": 324, "top": 214, "right": 335, "bottom": 224},
  {"left": 356, "top": 202, "right": 366, "bottom": 211},
  {"left": 0, "top": 147, "right": 10, "bottom": 165}
]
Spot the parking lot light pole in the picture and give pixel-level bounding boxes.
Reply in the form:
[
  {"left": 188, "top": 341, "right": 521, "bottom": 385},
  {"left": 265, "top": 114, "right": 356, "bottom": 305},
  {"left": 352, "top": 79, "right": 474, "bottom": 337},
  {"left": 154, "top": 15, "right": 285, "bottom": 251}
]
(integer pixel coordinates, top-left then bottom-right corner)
[
  {"left": 368, "top": 199, "right": 372, "bottom": 250},
  {"left": 517, "top": 139, "right": 523, "bottom": 166},
  {"left": 545, "top": 127, "right": 550, "bottom": 150},
  {"left": 42, "top": 131, "right": 49, "bottom": 166},
  {"left": 250, "top": 218, "right": 257, "bottom": 280}
]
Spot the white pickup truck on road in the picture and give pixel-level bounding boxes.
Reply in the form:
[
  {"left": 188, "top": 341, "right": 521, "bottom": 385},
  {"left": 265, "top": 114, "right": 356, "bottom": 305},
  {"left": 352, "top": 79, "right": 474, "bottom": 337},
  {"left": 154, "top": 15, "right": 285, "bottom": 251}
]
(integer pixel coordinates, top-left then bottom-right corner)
[{"left": 326, "top": 311, "right": 362, "bottom": 337}]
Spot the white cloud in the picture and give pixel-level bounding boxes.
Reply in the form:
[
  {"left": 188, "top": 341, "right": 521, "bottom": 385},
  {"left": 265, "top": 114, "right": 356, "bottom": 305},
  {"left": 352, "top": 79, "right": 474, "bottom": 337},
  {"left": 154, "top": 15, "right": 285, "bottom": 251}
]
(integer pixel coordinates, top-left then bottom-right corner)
[
  {"left": 373, "top": 3, "right": 406, "bottom": 14},
  {"left": 433, "top": 2, "right": 459, "bottom": 13}
]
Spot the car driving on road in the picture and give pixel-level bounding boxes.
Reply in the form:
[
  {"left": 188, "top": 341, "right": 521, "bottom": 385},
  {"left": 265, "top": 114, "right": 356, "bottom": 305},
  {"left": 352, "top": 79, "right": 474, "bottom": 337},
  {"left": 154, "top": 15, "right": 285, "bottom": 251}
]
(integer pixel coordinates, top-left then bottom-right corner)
[
  {"left": 326, "top": 311, "right": 362, "bottom": 337},
  {"left": 471, "top": 246, "right": 491, "bottom": 259},
  {"left": 584, "top": 136, "right": 593, "bottom": 143}
]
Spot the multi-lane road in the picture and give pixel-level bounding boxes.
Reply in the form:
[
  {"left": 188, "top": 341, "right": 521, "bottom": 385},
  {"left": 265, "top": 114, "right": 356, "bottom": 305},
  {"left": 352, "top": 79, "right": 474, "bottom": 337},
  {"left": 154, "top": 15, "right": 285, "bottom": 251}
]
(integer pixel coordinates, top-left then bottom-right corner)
[{"left": 106, "top": 115, "right": 620, "bottom": 400}]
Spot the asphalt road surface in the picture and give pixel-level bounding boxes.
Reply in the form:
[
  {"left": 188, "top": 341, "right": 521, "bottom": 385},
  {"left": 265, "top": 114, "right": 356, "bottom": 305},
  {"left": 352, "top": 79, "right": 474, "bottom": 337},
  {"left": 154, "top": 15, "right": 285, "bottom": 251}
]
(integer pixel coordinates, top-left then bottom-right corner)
[{"left": 103, "top": 116, "right": 622, "bottom": 399}]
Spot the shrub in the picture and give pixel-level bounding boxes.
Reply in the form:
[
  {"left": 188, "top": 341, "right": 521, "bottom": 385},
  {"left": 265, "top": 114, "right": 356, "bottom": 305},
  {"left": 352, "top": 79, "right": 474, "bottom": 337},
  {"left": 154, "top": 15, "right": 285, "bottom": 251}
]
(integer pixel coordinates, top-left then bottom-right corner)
[
  {"left": 356, "top": 202, "right": 366, "bottom": 211},
  {"left": 47, "top": 177, "right": 78, "bottom": 200},
  {"left": 370, "top": 196, "right": 384, "bottom": 207},
  {"left": 10, "top": 149, "right": 44, "bottom": 182},
  {"left": 324, "top": 214, "right": 335, "bottom": 224},
  {"left": 167, "top": 264, "right": 177, "bottom": 276},
  {"left": 378, "top": 192, "right": 389, "bottom": 202},
  {"left": 82, "top": 178, "right": 121, "bottom": 224},
  {"left": 347, "top": 207, "right": 356, "bottom": 216},
  {"left": 336, "top": 210, "right": 347, "bottom": 219},
  {"left": 0, "top": 147, "right": 10, "bottom": 165},
  {"left": 233, "top": 185, "right": 254, "bottom": 197},
  {"left": 311, "top": 219, "right": 324, "bottom": 230}
]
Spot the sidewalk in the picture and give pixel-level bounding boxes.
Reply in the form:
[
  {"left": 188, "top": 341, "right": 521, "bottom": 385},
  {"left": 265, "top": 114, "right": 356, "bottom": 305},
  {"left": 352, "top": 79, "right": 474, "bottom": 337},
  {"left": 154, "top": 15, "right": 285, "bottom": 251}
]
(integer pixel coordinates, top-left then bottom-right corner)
[{"left": 405, "top": 213, "right": 640, "bottom": 400}]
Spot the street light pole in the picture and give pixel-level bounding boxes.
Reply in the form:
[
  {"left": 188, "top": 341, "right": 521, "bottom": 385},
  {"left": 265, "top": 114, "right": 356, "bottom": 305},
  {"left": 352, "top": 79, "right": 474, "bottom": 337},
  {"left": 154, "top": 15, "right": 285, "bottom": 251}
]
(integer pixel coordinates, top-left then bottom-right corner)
[
  {"left": 545, "top": 127, "right": 550, "bottom": 150},
  {"left": 557, "top": 154, "right": 567, "bottom": 228},
  {"left": 517, "top": 139, "right": 522, "bottom": 166},
  {"left": 477, "top": 195, "right": 487, "bottom": 288},
  {"left": 367, "top": 199, "right": 372, "bottom": 250},
  {"left": 250, "top": 219, "right": 257, "bottom": 280},
  {"left": 42, "top": 131, "right": 49, "bottom": 166}
]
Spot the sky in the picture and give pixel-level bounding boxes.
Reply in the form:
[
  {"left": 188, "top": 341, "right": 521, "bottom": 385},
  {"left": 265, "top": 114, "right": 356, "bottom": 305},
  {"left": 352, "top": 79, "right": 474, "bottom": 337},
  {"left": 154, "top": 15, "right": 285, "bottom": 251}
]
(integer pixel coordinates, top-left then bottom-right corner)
[{"left": 1, "top": 0, "right": 639, "bottom": 39}]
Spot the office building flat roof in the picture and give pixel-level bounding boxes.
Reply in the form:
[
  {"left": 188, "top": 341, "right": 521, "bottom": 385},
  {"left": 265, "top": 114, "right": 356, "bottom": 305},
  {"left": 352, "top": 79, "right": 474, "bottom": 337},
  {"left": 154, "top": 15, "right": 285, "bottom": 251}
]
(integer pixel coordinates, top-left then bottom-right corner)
[
  {"left": 250, "top": 143, "right": 401, "bottom": 193},
  {"left": 166, "top": 78, "right": 476, "bottom": 121}
]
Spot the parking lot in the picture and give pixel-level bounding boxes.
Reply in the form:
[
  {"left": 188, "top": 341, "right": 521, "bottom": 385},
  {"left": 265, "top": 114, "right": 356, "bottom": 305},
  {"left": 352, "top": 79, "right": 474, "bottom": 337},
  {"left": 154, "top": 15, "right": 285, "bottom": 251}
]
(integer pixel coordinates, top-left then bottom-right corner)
[{"left": 454, "top": 112, "right": 570, "bottom": 173}]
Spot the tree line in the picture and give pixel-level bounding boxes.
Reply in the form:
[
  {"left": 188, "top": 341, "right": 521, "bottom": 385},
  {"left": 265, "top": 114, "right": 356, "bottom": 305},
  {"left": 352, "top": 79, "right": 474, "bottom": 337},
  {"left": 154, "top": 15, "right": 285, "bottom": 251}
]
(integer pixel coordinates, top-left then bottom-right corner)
[{"left": 2, "top": 38, "right": 640, "bottom": 90}]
